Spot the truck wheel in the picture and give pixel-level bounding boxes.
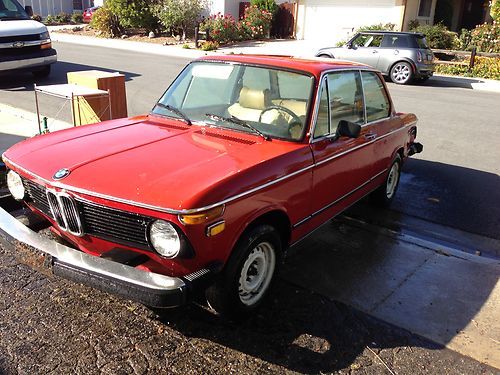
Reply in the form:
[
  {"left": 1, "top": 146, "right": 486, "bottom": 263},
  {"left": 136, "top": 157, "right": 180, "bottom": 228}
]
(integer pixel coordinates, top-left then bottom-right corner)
[
  {"left": 371, "top": 154, "right": 402, "bottom": 207},
  {"left": 206, "top": 225, "right": 281, "bottom": 319},
  {"left": 33, "top": 65, "right": 51, "bottom": 78},
  {"left": 390, "top": 62, "right": 413, "bottom": 85}
]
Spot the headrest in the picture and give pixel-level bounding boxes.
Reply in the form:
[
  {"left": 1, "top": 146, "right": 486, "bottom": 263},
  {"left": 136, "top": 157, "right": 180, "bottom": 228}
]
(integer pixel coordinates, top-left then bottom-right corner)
[{"left": 238, "top": 86, "right": 271, "bottom": 110}]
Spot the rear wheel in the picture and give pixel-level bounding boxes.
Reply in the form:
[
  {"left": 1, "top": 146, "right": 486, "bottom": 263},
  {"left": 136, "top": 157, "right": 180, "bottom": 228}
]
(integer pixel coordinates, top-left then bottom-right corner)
[
  {"left": 318, "top": 54, "right": 332, "bottom": 59},
  {"left": 206, "top": 225, "right": 281, "bottom": 319},
  {"left": 390, "top": 62, "right": 413, "bottom": 85},
  {"left": 371, "top": 154, "right": 402, "bottom": 207}
]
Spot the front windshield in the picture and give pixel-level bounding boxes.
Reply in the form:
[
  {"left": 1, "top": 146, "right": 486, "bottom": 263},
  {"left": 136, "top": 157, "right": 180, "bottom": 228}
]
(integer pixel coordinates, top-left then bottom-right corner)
[
  {"left": 152, "top": 61, "right": 315, "bottom": 141},
  {"left": 0, "top": 0, "right": 29, "bottom": 20}
]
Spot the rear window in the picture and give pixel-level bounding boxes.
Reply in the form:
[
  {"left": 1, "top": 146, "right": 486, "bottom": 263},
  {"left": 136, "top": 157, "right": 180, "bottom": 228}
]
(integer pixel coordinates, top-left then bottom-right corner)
[
  {"left": 381, "top": 35, "right": 411, "bottom": 48},
  {"left": 416, "top": 36, "right": 429, "bottom": 49}
]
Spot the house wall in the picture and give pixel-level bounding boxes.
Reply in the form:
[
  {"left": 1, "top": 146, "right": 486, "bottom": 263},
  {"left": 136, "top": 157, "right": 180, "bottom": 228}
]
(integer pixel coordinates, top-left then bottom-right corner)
[
  {"left": 296, "top": 0, "right": 402, "bottom": 41},
  {"left": 17, "top": 0, "right": 93, "bottom": 17},
  {"left": 402, "top": 0, "right": 438, "bottom": 29}
]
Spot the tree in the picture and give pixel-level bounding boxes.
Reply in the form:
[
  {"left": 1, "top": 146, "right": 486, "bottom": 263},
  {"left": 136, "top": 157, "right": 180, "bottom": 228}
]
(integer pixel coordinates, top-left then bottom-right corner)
[
  {"left": 106, "top": 0, "right": 159, "bottom": 32},
  {"left": 154, "top": 0, "right": 207, "bottom": 40}
]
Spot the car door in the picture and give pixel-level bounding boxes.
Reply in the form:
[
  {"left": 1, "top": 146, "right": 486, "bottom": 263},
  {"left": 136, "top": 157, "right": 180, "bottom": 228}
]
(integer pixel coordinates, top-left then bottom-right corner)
[
  {"left": 344, "top": 33, "right": 383, "bottom": 69},
  {"left": 309, "top": 70, "right": 376, "bottom": 220},
  {"left": 377, "top": 34, "right": 411, "bottom": 74}
]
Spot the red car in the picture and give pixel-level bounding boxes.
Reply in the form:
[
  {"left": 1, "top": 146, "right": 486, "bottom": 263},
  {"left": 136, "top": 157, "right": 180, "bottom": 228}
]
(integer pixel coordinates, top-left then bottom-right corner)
[
  {"left": 83, "top": 6, "right": 100, "bottom": 23},
  {"left": 1, "top": 55, "right": 422, "bottom": 318}
]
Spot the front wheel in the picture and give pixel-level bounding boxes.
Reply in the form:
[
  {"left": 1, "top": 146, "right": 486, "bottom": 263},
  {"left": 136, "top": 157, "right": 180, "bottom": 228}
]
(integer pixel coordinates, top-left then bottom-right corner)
[
  {"left": 390, "top": 62, "right": 413, "bottom": 85},
  {"left": 371, "top": 154, "right": 402, "bottom": 207},
  {"left": 206, "top": 225, "right": 281, "bottom": 319}
]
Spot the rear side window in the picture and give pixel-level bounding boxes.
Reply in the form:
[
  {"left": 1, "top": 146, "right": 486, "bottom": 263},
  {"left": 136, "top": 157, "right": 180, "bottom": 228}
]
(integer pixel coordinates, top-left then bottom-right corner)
[
  {"left": 416, "top": 36, "right": 429, "bottom": 49},
  {"left": 382, "top": 35, "right": 411, "bottom": 48},
  {"left": 328, "top": 71, "right": 364, "bottom": 132},
  {"left": 361, "top": 72, "right": 391, "bottom": 122}
]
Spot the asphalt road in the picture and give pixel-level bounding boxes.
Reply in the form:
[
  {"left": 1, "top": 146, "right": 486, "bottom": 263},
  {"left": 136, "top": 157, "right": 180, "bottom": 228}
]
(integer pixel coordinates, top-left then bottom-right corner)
[{"left": 0, "top": 41, "right": 499, "bottom": 243}]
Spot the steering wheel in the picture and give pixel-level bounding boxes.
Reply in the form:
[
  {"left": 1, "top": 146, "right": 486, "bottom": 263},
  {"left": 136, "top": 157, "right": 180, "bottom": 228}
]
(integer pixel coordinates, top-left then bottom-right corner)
[{"left": 259, "top": 105, "right": 302, "bottom": 125}]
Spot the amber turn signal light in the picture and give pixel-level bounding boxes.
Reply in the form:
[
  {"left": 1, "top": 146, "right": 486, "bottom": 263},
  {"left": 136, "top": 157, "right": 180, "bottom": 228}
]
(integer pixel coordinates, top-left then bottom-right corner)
[
  {"left": 179, "top": 205, "right": 224, "bottom": 225},
  {"left": 41, "top": 42, "right": 52, "bottom": 50},
  {"left": 206, "top": 221, "right": 225, "bottom": 237}
]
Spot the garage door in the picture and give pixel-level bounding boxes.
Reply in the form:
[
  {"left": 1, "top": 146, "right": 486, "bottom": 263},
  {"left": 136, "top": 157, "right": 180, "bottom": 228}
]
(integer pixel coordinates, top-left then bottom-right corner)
[{"left": 301, "top": 0, "right": 401, "bottom": 41}]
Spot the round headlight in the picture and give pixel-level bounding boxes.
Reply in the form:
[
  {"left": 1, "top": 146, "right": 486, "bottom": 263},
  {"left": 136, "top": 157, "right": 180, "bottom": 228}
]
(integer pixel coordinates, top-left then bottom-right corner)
[
  {"left": 7, "top": 171, "right": 25, "bottom": 201},
  {"left": 149, "top": 220, "right": 181, "bottom": 258}
]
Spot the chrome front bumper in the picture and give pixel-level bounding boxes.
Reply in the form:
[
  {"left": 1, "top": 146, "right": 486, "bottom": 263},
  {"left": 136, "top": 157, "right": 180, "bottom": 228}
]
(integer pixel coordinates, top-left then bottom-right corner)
[{"left": 0, "top": 206, "right": 190, "bottom": 307}]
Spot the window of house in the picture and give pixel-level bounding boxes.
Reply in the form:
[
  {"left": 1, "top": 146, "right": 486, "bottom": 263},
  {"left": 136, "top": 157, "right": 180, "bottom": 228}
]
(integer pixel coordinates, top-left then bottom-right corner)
[
  {"left": 361, "top": 71, "right": 391, "bottom": 122},
  {"left": 418, "top": 0, "right": 433, "bottom": 17}
]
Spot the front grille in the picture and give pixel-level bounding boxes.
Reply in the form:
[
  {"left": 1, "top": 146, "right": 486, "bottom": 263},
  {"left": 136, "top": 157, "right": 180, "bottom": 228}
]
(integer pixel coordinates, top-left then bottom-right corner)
[
  {"left": 2, "top": 45, "right": 42, "bottom": 56},
  {"left": 0, "top": 34, "right": 40, "bottom": 43},
  {"left": 46, "top": 191, "right": 84, "bottom": 236},
  {"left": 23, "top": 179, "right": 52, "bottom": 217},
  {"left": 79, "top": 200, "right": 152, "bottom": 249},
  {"left": 22, "top": 178, "right": 152, "bottom": 249}
]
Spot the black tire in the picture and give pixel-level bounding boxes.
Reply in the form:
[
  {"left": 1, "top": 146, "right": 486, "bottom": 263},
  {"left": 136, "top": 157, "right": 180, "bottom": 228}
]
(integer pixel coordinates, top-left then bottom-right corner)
[
  {"left": 318, "top": 54, "right": 333, "bottom": 59},
  {"left": 32, "top": 65, "right": 51, "bottom": 78},
  {"left": 371, "top": 154, "right": 402, "bottom": 207},
  {"left": 389, "top": 61, "right": 413, "bottom": 85},
  {"left": 206, "top": 224, "right": 281, "bottom": 319}
]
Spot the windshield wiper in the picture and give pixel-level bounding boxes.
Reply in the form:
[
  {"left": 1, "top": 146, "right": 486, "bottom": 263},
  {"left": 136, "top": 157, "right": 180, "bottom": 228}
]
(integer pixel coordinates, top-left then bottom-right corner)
[
  {"left": 205, "top": 113, "right": 270, "bottom": 141},
  {"left": 154, "top": 103, "right": 191, "bottom": 125}
]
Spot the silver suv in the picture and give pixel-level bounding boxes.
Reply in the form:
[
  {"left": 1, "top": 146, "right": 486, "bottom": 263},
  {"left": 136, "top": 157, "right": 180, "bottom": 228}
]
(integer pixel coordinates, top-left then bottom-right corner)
[{"left": 316, "top": 31, "right": 435, "bottom": 85}]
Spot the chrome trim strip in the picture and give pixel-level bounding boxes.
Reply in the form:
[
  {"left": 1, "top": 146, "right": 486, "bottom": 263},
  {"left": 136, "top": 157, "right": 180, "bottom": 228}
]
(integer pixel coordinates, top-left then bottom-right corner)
[
  {"left": 46, "top": 189, "right": 84, "bottom": 237},
  {"left": 0, "top": 207, "right": 185, "bottom": 291},
  {"left": 0, "top": 39, "right": 49, "bottom": 49},
  {"left": 314, "top": 125, "right": 409, "bottom": 167},
  {"left": 292, "top": 168, "right": 388, "bottom": 228},
  {"left": 2, "top": 154, "right": 315, "bottom": 215}
]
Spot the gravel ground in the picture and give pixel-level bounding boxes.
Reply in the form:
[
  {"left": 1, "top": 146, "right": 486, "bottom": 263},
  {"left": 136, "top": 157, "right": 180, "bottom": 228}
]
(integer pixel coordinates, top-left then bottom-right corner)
[{"left": 0, "top": 235, "right": 497, "bottom": 375}]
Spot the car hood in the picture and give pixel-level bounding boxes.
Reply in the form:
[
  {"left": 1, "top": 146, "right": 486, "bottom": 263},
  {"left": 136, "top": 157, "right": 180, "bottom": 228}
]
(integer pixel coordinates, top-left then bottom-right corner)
[
  {"left": 4, "top": 115, "right": 309, "bottom": 211},
  {"left": 0, "top": 20, "right": 47, "bottom": 37}
]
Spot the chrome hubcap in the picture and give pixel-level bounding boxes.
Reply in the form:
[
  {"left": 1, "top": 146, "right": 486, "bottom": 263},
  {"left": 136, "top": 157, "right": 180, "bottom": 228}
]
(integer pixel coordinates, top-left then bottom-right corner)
[
  {"left": 386, "top": 162, "right": 400, "bottom": 199},
  {"left": 238, "top": 241, "right": 276, "bottom": 306},
  {"left": 392, "top": 64, "right": 411, "bottom": 83}
]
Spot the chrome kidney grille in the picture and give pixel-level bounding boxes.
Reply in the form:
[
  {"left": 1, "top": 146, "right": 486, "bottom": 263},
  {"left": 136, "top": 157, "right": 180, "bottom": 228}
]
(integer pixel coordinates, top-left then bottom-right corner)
[{"left": 46, "top": 190, "right": 84, "bottom": 236}]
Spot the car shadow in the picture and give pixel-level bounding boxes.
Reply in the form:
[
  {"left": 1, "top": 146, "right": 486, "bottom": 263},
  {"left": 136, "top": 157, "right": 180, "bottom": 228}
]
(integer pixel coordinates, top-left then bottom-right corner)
[
  {"left": 155, "top": 159, "right": 499, "bottom": 372},
  {"left": 0, "top": 133, "right": 25, "bottom": 154},
  {"left": 0, "top": 61, "right": 140, "bottom": 91}
]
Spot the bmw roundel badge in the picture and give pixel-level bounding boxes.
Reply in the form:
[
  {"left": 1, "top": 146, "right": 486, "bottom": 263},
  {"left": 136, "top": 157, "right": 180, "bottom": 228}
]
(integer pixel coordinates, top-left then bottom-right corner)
[{"left": 53, "top": 168, "right": 70, "bottom": 180}]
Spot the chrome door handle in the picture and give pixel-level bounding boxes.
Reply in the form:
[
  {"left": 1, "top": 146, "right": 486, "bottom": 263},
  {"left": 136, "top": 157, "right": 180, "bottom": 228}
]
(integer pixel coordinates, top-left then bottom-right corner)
[{"left": 364, "top": 133, "right": 377, "bottom": 140}]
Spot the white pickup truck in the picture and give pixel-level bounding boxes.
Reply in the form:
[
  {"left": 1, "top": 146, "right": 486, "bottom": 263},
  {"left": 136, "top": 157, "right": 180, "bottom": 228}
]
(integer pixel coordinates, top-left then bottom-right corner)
[{"left": 0, "top": 0, "right": 57, "bottom": 77}]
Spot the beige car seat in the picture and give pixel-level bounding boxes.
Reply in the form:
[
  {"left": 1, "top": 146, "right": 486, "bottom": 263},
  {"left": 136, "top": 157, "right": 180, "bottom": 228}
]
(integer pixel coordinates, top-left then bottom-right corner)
[{"left": 228, "top": 87, "right": 283, "bottom": 125}]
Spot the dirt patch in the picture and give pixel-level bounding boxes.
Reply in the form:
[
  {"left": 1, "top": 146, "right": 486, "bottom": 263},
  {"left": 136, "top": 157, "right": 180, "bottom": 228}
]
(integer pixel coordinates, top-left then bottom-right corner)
[{"left": 54, "top": 26, "right": 197, "bottom": 48}]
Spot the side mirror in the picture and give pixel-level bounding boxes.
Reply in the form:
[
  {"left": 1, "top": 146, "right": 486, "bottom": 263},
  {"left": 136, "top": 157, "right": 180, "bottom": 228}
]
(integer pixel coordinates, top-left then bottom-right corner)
[
  {"left": 337, "top": 120, "right": 361, "bottom": 138},
  {"left": 25, "top": 5, "right": 33, "bottom": 16}
]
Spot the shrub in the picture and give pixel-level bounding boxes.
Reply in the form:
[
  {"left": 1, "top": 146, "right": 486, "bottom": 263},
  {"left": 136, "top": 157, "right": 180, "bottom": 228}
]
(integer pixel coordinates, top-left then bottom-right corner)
[
  {"left": 335, "top": 23, "right": 396, "bottom": 46},
  {"left": 469, "top": 22, "right": 500, "bottom": 53},
  {"left": 201, "top": 13, "right": 240, "bottom": 43},
  {"left": 241, "top": 5, "right": 273, "bottom": 39},
  {"left": 435, "top": 56, "right": 500, "bottom": 80},
  {"left": 90, "top": 6, "right": 123, "bottom": 37},
  {"left": 55, "top": 12, "right": 71, "bottom": 24},
  {"left": 44, "top": 14, "right": 56, "bottom": 25},
  {"left": 491, "top": 0, "right": 500, "bottom": 22},
  {"left": 31, "top": 14, "right": 42, "bottom": 22},
  {"left": 410, "top": 23, "right": 458, "bottom": 49},
  {"left": 457, "top": 28, "right": 473, "bottom": 50},
  {"left": 201, "top": 40, "right": 219, "bottom": 51},
  {"left": 71, "top": 12, "right": 83, "bottom": 24},
  {"left": 106, "top": 0, "right": 159, "bottom": 31},
  {"left": 250, "top": 0, "right": 278, "bottom": 15},
  {"left": 154, "top": 0, "right": 205, "bottom": 40}
]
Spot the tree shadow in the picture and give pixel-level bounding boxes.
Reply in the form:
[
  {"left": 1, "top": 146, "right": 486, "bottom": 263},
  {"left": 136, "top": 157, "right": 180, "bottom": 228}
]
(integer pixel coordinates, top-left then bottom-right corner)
[{"left": 0, "top": 61, "right": 140, "bottom": 91}]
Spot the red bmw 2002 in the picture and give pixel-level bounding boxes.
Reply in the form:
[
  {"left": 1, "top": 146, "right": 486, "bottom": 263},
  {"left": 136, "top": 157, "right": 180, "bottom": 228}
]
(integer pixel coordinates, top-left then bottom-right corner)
[{"left": 1, "top": 55, "right": 422, "bottom": 317}]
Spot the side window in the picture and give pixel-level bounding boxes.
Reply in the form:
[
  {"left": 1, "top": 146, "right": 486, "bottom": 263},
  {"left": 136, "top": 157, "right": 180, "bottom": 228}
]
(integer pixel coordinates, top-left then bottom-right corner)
[
  {"left": 313, "top": 81, "right": 329, "bottom": 138},
  {"left": 381, "top": 35, "right": 410, "bottom": 48},
  {"left": 361, "top": 71, "right": 391, "bottom": 122},
  {"left": 328, "top": 71, "right": 365, "bottom": 133},
  {"left": 352, "top": 34, "right": 383, "bottom": 48}
]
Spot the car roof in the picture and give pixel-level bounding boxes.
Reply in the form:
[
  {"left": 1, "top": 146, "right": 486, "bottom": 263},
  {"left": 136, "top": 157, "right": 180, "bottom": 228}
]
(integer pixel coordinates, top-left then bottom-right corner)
[
  {"left": 357, "top": 30, "right": 425, "bottom": 37},
  {"left": 197, "top": 54, "right": 370, "bottom": 78}
]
